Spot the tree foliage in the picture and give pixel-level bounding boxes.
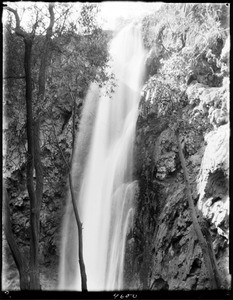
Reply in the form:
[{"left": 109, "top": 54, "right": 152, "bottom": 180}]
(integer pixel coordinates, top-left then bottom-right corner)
[
  {"left": 3, "top": 2, "right": 111, "bottom": 290},
  {"left": 140, "top": 3, "right": 229, "bottom": 138},
  {"left": 143, "top": 3, "right": 229, "bottom": 86}
]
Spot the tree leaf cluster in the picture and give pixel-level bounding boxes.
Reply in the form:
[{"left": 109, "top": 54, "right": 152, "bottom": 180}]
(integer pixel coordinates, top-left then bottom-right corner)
[
  {"left": 140, "top": 3, "right": 229, "bottom": 141},
  {"left": 3, "top": 3, "right": 112, "bottom": 282},
  {"left": 142, "top": 3, "right": 229, "bottom": 86}
]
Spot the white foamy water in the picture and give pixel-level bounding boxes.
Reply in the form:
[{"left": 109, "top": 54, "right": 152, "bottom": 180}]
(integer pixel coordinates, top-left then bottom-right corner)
[{"left": 58, "top": 23, "right": 146, "bottom": 291}]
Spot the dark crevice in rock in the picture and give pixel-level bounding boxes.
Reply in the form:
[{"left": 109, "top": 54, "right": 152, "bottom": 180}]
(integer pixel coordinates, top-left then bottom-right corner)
[
  {"left": 151, "top": 277, "right": 169, "bottom": 290},
  {"left": 190, "top": 258, "right": 202, "bottom": 274},
  {"left": 204, "top": 169, "right": 228, "bottom": 199}
]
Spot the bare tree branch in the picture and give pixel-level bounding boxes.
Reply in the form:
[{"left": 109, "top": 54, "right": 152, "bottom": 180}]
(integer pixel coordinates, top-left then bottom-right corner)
[
  {"left": 31, "top": 7, "right": 39, "bottom": 36},
  {"left": 52, "top": 118, "right": 88, "bottom": 291},
  {"left": 48, "top": 4, "right": 55, "bottom": 35},
  {"left": 5, "top": 7, "right": 27, "bottom": 39},
  {"left": 68, "top": 173, "right": 88, "bottom": 291},
  {"left": 176, "top": 131, "right": 224, "bottom": 289},
  {"left": 6, "top": 4, "right": 40, "bottom": 289},
  {"left": 68, "top": 84, "right": 77, "bottom": 151}
]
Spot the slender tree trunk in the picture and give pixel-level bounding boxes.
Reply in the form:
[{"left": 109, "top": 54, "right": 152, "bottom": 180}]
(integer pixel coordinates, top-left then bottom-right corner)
[
  {"left": 52, "top": 92, "right": 88, "bottom": 291},
  {"left": 5, "top": 6, "right": 40, "bottom": 289},
  {"left": 24, "top": 37, "right": 41, "bottom": 290},
  {"left": 33, "top": 118, "right": 43, "bottom": 277},
  {"left": 34, "top": 3, "right": 54, "bottom": 207},
  {"left": 70, "top": 88, "right": 87, "bottom": 291},
  {"left": 3, "top": 188, "right": 30, "bottom": 290},
  {"left": 72, "top": 97, "right": 76, "bottom": 151},
  {"left": 32, "top": 6, "right": 54, "bottom": 286},
  {"left": 69, "top": 174, "right": 88, "bottom": 291},
  {"left": 176, "top": 131, "right": 223, "bottom": 289}
]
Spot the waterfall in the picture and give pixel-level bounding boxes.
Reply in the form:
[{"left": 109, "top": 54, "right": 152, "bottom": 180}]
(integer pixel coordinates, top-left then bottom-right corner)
[{"left": 58, "top": 23, "right": 146, "bottom": 291}]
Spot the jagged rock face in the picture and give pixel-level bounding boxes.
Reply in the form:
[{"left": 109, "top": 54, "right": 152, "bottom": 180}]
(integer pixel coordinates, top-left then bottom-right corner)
[
  {"left": 197, "top": 124, "right": 230, "bottom": 285},
  {"left": 126, "top": 10, "right": 230, "bottom": 288},
  {"left": 186, "top": 77, "right": 229, "bottom": 128},
  {"left": 128, "top": 71, "right": 230, "bottom": 290},
  {"left": 131, "top": 117, "right": 211, "bottom": 290}
]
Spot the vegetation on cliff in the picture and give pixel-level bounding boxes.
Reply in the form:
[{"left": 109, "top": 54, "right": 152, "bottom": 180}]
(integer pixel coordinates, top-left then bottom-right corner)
[
  {"left": 2, "top": 2, "right": 230, "bottom": 292},
  {"left": 130, "top": 2, "right": 230, "bottom": 290},
  {"left": 3, "top": 3, "right": 111, "bottom": 290}
]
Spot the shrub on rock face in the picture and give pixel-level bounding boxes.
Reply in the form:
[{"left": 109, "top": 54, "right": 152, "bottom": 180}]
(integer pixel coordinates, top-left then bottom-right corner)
[
  {"left": 142, "top": 3, "right": 229, "bottom": 88},
  {"left": 187, "top": 79, "right": 229, "bottom": 129},
  {"left": 133, "top": 3, "right": 230, "bottom": 290}
]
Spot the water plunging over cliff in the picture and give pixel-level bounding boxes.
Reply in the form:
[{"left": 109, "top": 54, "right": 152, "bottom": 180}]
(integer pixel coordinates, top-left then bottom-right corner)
[{"left": 58, "top": 24, "right": 146, "bottom": 291}]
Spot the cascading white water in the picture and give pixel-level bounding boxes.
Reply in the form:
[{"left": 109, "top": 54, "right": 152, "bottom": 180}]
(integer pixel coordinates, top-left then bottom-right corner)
[{"left": 58, "top": 23, "right": 146, "bottom": 291}]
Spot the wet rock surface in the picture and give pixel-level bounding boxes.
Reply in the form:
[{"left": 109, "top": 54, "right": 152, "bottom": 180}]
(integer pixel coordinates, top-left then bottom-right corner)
[
  {"left": 3, "top": 4, "right": 230, "bottom": 291},
  {"left": 125, "top": 7, "right": 230, "bottom": 289},
  {"left": 128, "top": 75, "right": 230, "bottom": 290}
]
